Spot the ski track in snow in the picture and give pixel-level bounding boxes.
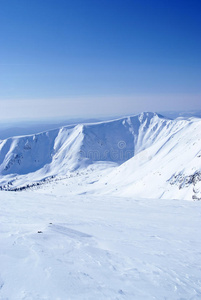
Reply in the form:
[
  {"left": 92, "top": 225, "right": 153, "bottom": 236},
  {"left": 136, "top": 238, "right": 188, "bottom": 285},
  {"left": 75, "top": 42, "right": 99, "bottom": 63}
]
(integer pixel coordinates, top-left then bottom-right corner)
[{"left": 0, "top": 190, "right": 201, "bottom": 300}]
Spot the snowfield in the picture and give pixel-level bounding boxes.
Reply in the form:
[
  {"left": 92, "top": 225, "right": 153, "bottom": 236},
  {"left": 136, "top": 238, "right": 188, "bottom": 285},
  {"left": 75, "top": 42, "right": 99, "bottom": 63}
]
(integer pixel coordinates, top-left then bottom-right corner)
[
  {"left": 0, "top": 112, "right": 201, "bottom": 299},
  {"left": 0, "top": 189, "right": 201, "bottom": 300}
]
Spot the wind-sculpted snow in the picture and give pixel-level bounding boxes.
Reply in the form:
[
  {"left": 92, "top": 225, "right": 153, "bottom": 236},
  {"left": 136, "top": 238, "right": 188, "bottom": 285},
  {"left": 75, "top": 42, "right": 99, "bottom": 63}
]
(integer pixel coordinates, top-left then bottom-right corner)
[
  {"left": 0, "top": 112, "right": 201, "bottom": 200},
  {"left": 0, "top": 192, "right": 201, "bottom": 299}
]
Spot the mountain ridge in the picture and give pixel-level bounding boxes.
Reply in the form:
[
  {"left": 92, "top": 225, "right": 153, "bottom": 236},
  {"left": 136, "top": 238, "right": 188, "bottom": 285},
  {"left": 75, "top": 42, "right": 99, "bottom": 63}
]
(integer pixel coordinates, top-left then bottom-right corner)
[{"left": 0, "top": 112, "right": 200, "bottom": 200}]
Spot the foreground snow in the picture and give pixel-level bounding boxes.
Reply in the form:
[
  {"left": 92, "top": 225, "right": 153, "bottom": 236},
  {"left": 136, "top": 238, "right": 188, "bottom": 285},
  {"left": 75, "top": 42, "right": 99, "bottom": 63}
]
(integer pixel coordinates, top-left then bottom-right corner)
[{"left": 0, "top": 188, "right": 201, "bottom": 300}]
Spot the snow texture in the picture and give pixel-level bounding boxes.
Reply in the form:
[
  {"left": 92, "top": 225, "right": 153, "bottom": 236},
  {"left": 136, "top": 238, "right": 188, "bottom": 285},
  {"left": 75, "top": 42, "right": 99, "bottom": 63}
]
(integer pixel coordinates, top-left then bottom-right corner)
[{"left": 0, "top": 190, "right": 201, "bottom": 300}]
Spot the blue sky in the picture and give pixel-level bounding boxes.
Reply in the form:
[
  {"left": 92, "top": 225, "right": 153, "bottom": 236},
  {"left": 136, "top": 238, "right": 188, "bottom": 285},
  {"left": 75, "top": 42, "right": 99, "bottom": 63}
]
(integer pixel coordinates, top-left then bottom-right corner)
[{"left": 0, "top": 0, "right": 201, "bottom": 120}]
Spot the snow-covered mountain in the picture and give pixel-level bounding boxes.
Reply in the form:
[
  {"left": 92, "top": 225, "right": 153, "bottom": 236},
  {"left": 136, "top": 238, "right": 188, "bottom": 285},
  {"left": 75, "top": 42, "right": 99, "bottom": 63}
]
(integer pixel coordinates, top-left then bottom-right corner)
[
  {"left": 1, "top": 113, "right": 201, "bottom": 300},
  {"left": 0, "top": 112, "right": 201, "bottom": 200},
  {"left": 0, "top": 112, "right": 169, "bottom": 176},
  {"left": 97, "top": 116, "right": 201, "bottom": 201}
]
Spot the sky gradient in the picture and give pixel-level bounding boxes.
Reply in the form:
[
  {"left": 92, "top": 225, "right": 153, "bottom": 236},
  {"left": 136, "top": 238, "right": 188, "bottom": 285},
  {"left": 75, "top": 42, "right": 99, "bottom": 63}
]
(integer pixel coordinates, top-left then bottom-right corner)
[{"left": 0, "top": 0, "right": 201, "bottom": 120}]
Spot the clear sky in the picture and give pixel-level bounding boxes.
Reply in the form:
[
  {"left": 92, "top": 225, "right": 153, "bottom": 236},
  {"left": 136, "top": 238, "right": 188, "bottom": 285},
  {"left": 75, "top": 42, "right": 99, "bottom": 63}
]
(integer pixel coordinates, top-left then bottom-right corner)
[{"left": 0, "top": 0, "right": 201, "bottom": 121}]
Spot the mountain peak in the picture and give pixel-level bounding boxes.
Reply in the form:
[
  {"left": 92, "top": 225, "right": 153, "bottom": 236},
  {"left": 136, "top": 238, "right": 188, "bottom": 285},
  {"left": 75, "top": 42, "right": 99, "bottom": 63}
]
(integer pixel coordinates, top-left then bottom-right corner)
[{"left": 0, "top": 113, "right": 200, "bottom": 200}]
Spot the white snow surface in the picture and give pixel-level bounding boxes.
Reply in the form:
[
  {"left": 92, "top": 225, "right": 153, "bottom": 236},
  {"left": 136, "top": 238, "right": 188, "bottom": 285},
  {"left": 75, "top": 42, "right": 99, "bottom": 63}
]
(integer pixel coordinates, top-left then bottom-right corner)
[
  {"left": 0, "top": 185, "right": 201, "bottom": 300},
  {"left": 0, "top": 112, "right": 201, "bottom": 299}
]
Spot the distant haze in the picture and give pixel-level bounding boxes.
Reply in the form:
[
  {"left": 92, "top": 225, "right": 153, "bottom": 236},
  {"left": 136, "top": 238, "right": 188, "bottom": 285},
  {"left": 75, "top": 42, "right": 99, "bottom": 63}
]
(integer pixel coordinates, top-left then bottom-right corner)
[
  {"left": 0, "top": 0, "right": 200, "bottom": 121},
  {"left": 1, "top": 94, "right": 201, "bottom": 122}
]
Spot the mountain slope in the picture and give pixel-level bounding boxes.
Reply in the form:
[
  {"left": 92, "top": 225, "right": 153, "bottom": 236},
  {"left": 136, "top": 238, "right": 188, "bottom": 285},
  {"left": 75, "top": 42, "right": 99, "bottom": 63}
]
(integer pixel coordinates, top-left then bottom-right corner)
[
  {"left": 97, "top": 117, "right": 201, "bottom": 200},
  {"left": 0, "top": 112, "right": 201, "bottom": 200},
  {"left": 0, "top": 112, "right": 173, "bottom": 178}
]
